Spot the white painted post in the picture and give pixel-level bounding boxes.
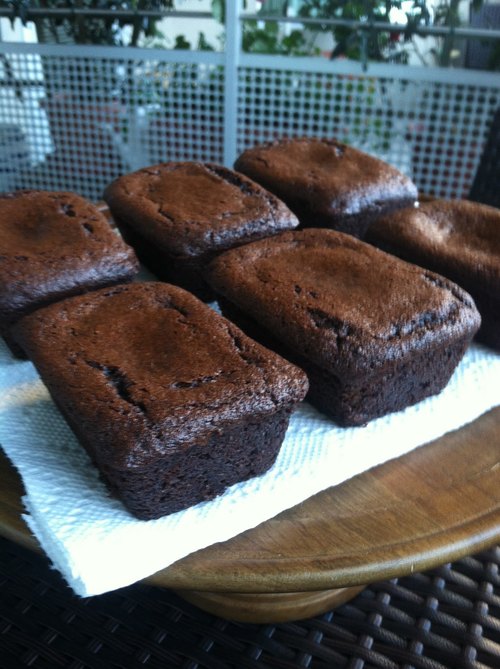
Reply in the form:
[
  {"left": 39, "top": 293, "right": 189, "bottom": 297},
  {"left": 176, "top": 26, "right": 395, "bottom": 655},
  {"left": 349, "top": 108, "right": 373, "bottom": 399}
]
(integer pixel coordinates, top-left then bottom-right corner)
[{"left": 223, "top": 0, "right": 241, "bottom": 167}]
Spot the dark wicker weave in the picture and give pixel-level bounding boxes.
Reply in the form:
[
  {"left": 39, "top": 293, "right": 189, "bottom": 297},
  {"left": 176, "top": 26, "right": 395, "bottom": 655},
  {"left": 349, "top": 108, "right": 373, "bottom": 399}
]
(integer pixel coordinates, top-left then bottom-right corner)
[
  {"left": 469, "top": 107, "right": 500, "bottom": 209},
  {"left": 0, "top": 537, "right": 499, "bottom": 668}
]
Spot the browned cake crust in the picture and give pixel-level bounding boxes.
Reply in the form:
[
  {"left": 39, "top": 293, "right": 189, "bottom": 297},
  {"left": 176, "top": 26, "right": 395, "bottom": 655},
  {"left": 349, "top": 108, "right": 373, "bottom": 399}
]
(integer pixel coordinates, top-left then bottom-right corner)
[
  {"left": 0, "top": 190, "right": 139, "bottom": 355},
  {"left": 234, "top": 137, "right": 418, "bottom": 237},
  {"left": 206, "top": 229, "right": 481, "bottom": 426},
  {"left": 103, "top": 162, "right": 299, "bottom": 300},
  {"left": 365, "top": 199, "right": 500, "bottom": 350},
  {"left": 13, "top": 282, "right": 308, "bottom": 520}
]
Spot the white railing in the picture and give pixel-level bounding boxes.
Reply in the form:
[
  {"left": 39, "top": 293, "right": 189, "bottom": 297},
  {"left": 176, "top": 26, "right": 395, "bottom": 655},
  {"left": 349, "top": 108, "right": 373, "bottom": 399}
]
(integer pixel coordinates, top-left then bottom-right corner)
[{"left": 0, "top": 2, "right": 499, "bottom": 200}]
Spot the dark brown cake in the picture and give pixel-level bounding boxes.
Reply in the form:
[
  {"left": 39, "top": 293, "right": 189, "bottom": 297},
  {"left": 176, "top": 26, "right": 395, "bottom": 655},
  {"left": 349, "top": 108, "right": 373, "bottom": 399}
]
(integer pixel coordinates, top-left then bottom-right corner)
[
  {"left": 365, "top": 199, "right": 500, "bottom": 350},
  {"left": 206, "top": 229, "right": 481, "bottom": 426},
  {"left": 234, "top": 137, "right": 418, "bottom": 238},
  {"left": 103, "top": 161, "right": 299, "bottom": 300},
  {"left": 0, "top": 190, "right": 139, "bottom": 356},
  {"left": 13, "top": 282, "right": 308, "bottom": 520}
]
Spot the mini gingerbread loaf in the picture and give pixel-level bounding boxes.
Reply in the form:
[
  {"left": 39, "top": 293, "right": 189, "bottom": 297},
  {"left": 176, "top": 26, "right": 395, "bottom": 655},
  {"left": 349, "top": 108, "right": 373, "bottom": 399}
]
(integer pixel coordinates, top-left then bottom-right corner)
[
  {"left": 365, "top": 199, "right": 500, "bottom": 350},
  {"left": 13, "top": 282, "right": 308, "bottom": 520},
  {"left": 206, "top": 228, "right": 480, "bottom": 427},
  {"left": 103, "top": 161, "right": 299, "bottom": 300},
  {"left": 234, "top": 137, "right": 418, "bottom": 238},
  {"left": 0, "top": 190, "right": 139, "bottom": 356}
]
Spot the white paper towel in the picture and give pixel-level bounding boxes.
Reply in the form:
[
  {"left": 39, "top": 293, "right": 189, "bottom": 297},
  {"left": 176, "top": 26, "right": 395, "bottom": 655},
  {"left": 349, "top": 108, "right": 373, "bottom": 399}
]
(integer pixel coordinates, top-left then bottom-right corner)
[{"left": 1, "top": 338, "right": 499, "bottom": 597}]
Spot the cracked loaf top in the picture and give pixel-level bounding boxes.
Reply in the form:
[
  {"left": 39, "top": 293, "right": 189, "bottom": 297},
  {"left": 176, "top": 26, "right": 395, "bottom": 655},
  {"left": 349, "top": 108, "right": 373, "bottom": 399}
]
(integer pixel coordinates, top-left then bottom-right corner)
[
  {"left": 13, "top": 282, "right": 308, "bottom": 470},
  {"left": 0, "top": 190, "right": 139, "bottom": 325},
  {"left": 206, "top": 228, "right": 481, "bottom": 375},
  {"left": 103, "top": 161, "right": 299, "bottom": 258},
  {"left": 234, "top": 137, "right": 418, "bottom": 221}
]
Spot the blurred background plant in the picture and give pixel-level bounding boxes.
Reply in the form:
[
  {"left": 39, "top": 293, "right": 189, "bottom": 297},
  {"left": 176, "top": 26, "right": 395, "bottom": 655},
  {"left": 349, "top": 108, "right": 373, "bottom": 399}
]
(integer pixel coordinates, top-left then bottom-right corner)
[
  {"left": 296, "top": 0, "right": 433, "bottom": 64},
  {"left": 5, "top": 0, "right": 175, "bottom": 45},
  {"left": 5, "top": 1, "right": 496, "bottom": 69},
  {"left": 282, "top": 0, "right": 490, "bottom": 68},
  {"left": 209, "top": 1, "right": 495, "bottom": 70}
]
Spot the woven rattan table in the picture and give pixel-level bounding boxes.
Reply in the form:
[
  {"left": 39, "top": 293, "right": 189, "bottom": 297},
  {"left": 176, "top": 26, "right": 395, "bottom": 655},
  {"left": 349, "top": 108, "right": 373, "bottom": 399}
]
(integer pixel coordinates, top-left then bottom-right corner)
[{"left": 1, "top": 536, "right": 499, "bottom": 668}]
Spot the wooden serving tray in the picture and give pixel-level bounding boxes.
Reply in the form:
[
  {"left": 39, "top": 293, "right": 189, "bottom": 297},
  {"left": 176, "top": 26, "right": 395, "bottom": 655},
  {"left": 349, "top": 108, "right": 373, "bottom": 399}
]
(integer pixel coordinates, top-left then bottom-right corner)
[{"left": 1, "top": 405, "right": 499, "bottom": 623}]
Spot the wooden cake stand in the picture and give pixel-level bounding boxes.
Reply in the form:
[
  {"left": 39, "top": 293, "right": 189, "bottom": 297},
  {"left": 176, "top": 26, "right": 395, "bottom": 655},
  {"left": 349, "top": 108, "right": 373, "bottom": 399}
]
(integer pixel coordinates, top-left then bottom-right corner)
[{"left": 1, "top": 406, "right": 499, "bottom": 623}]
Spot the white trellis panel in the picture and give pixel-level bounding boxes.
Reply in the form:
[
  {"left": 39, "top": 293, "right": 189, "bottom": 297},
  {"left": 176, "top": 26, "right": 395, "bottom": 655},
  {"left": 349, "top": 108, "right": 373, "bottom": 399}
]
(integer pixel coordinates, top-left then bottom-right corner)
[
  {"left": 236, "top": 55, "right": 500, "bottom": 200},
  {"left": 0, "top": 36, "right": 499, "bottom": 200},
  {"left": 0, "top": 44, "right": 226, "bottom": 200}
]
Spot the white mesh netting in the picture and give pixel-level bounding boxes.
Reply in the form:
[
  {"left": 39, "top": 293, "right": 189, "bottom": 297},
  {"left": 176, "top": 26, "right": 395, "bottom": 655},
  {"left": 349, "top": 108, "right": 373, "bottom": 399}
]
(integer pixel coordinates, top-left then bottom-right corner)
[{"left": 0, "top": 46, "right": 499, "bottom": 200}]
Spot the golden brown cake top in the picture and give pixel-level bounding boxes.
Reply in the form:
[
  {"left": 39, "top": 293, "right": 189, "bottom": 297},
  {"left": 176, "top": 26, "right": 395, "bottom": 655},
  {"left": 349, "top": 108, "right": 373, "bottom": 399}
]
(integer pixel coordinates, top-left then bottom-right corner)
[
  {"left": 0, "top": 190, "right": 139, "bottom": 323},
  {"left": 234, "top": 137, "right": 418, "bottom": 218},
  {"left": 13, "top": 282, "right": 308, "bottom": 469},
  {"left": 206, "top": 228, "right": 480, "bottom": 375},
  {"left": 104, "top": 162, "right": 298, "bottom": 258}
]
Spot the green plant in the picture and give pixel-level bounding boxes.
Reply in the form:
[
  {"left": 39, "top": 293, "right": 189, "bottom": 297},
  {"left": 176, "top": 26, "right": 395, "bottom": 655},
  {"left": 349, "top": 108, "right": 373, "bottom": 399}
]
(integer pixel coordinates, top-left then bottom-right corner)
[
  {"left": 210, "top": 0, "right": 316, "bottom": 55},
  {"left": 6, "top": 0, "right": 174, "bottom": 46},
  {"left": 297, "top": 0, "right": 432, "bottom": 65},
  {"left": 243, "top": 18, "right": 317, "bottom": 55},
  {"left": 209, "top": 1, "right": 488, "bottom": 69},
  {"left": 296, "top": 1, "right": 491, "bottom": 69}
]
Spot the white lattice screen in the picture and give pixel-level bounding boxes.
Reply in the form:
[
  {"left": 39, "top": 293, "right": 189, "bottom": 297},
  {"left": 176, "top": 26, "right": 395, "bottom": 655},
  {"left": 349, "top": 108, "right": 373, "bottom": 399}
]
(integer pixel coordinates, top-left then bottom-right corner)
[
  {"left": 0, "top": 42, "right": 499, "bottom": 201},
  {"left": 0, "top": 46, "right": 226, "bottom": 200},
  {"left": 236, "top": 60, "right": 500, "bottom": 200}
]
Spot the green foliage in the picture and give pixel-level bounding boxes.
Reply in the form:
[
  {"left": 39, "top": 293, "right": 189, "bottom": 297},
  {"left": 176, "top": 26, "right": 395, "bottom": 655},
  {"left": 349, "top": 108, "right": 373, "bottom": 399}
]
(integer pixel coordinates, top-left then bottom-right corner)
[
  {"left": 297, "top": 0, "right": 432, "bottom": 64},
  {"left": 173, "top": 33, "right": 191, "bottom": 49},
  {"left": 242, "top": 20, "right": 314, "bottom": 55},
  {"left": 6, "top": 0, "right": 175, "bottom": 46},
  {"left": 295, "top": 0, "right": 493, "bottom": 69},
  {"left": 197, "top": 31, "right": 215, "bottom": 51}
]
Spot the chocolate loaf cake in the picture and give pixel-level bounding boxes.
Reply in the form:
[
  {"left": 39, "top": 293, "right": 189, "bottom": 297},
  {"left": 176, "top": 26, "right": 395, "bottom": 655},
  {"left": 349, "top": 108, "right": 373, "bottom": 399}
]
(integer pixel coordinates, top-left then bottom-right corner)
[
  {"left": 103, "top": 161, "right": 299, "bottom": 300},
  {"left": 234, "top": 137, "right": 418, "bottom": 238},
  {"left": 13, "top": 282, "right": 308, "bottom": 520},
  {"left": 365, "top": 198, "right": 500, "bottom": 350},
  {"left": 0, "top": 190, "right": 139, "bottom": 356},
  {"left": 206, "top": 228, "right": 481, "bottom": 426}
]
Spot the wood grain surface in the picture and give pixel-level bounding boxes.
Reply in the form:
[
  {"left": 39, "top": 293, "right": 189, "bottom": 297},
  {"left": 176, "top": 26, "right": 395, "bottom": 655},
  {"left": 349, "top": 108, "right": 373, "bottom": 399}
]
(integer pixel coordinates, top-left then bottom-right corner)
[{"left": 1, "top": 406, "right": 499, "bottom": 599}]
